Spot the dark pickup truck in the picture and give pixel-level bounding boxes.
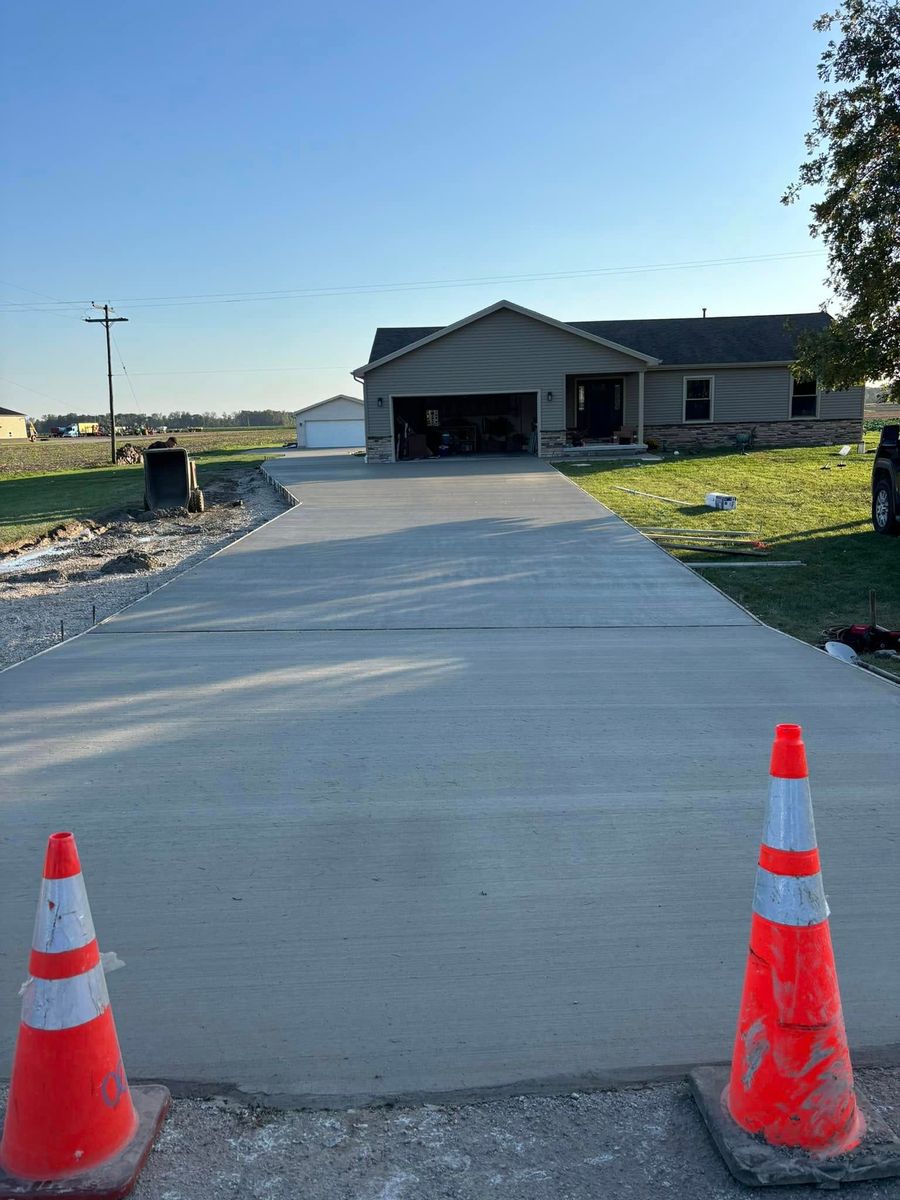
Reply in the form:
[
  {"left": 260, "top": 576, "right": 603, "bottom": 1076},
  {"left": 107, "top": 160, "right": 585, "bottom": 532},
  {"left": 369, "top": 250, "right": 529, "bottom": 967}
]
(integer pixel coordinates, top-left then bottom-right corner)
[{"left": 872, "top": 423, "right": 900, "bottom": 535}]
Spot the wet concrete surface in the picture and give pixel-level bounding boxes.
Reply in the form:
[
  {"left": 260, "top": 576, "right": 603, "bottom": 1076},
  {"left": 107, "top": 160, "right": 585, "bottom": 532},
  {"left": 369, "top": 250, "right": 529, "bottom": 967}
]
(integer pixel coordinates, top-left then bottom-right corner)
[{"left": 1, "top": 453, "right": 898, "bottom": 1105}]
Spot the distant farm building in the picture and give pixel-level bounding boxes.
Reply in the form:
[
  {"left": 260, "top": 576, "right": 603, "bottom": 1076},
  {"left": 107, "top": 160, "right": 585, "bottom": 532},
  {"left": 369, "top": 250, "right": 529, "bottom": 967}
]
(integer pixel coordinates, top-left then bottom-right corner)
[
  {"left": 295, "top": 395, "right": 364, "bottom": 448},
  {"left": 0, "top": 407, "right": 28, "bottom": 439}
]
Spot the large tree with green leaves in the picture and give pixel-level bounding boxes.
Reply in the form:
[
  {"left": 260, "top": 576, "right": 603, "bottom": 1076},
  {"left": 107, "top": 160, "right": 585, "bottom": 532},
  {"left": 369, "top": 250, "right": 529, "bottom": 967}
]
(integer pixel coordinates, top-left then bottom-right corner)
[{"left": 784, "top": 0, "right": 900, "bottom": 398}]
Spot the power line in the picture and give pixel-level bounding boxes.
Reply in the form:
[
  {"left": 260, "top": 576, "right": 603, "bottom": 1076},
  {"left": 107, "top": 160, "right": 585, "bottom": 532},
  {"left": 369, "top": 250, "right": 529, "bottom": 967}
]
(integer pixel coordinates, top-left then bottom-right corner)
[
  {"left": 1, "top": 366, "right": 350, "bottom": 385},
  {"left": 0, "top": 376, "right": 67, "bottom": 406},
  {"left": 0, "top": 281, "right": 90, "bottom": 323},
  {"left": 121, "top": 250, "right": 829, "bottom": 307},
  {"left": 1, "top": 306, "right": 89, "bottom": 324},
  {"left": 110, "top": 330, "right": 139, "bottom": 406},
  {"left": 0, "top": 249, "right": 827, "bottom": 314},
  {"left": 128, "top": 365, "right": 348, "bottom": 376},
  {"left": 0, "top": 278, "right": 67, "bottom": 302}
]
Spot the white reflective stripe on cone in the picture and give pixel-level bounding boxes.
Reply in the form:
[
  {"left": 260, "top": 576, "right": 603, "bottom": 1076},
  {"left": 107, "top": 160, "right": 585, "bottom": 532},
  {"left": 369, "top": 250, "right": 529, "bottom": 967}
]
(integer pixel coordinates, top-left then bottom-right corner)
[
  {"left": 20, "top": 962, "right": 110, "bottom": 1031},
  {"left": 31, "top": 872, "right": 96, "bottom": 954},
  {"left": 752, "top": 866, "right": 830, "bottom": 927},
  {"left": 762, "top": 776, "right": 818, "bottom": 852}
]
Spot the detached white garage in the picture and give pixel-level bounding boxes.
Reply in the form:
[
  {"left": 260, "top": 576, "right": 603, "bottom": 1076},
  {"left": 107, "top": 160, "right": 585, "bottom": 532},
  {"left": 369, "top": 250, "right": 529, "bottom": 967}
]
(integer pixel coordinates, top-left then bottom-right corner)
[{"left": 295, "top": 395, "right": 364, "bottom": 449}]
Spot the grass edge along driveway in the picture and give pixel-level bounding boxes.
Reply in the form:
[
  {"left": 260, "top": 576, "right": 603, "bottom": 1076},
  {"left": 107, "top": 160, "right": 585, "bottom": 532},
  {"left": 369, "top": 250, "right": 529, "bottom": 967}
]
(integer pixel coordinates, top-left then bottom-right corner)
[
  {"left": 0, "top": 445, "right": 283, "bottom": 549},
  {"left": 558, "top": 443, "right": 900, "bottom": 677}
]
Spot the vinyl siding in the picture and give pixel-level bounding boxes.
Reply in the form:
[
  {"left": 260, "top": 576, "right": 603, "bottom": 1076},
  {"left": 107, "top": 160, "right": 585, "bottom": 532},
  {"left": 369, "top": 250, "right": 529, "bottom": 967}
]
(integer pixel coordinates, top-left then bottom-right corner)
[
  {"left": 819, "top": 385, "right": 864, "bottom": 420},
  {"left": 624, "top": 374, "right": 639, "bottom": 429},
  {"left": 363, "top": 307, "right": 648, "bottom": 438},
  {"left": 297, "top": 398, "right": 364, "bottom": 421},
  {"left": 644, "top": 368, "right": 865, "bottom": 424},
  {"left": 364, "top": 386, "right": 393, "bottom": 438}
]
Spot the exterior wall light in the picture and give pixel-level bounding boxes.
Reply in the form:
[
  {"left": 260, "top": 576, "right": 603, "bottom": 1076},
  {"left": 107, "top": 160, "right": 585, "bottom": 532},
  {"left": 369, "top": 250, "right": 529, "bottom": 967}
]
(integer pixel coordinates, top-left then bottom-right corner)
[
  {"left": 547, "top": 391, "right": 553, "bottom": 402},
  {"left": 377, "top": 397, "right": 384, "bottom": 407}
]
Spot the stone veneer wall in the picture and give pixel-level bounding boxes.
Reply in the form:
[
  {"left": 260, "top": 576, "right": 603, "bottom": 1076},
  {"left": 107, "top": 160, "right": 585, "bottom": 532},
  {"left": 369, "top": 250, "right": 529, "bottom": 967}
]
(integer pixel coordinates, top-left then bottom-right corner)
[
  {"left": 540, "top": 430, "right": 567, "bottom": 457},
  {"left": 643, "top": 418, "right": 864, "bottom": 451},
  {"left": 365, "top": 435, "right": 394, "bottom": 463}
]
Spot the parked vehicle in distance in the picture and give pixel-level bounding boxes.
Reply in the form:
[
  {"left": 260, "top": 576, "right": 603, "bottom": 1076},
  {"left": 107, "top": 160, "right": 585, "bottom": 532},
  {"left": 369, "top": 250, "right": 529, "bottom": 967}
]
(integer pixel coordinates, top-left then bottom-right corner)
[{"left": 872, "top": 423, "right": 900, "bottom": 534}]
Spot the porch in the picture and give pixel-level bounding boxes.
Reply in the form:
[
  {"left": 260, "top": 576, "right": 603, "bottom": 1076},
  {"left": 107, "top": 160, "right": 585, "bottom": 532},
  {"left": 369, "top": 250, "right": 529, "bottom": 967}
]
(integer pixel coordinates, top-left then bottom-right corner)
[{"left": 564, "top": 370, "right": 646, "bottom": 451}]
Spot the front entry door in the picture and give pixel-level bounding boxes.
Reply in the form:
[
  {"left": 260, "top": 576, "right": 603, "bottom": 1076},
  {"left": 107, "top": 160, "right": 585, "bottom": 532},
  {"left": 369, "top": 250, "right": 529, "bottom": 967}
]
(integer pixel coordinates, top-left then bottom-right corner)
[{"left": 578, "top": 379, "right": 624, "bottom": 438}]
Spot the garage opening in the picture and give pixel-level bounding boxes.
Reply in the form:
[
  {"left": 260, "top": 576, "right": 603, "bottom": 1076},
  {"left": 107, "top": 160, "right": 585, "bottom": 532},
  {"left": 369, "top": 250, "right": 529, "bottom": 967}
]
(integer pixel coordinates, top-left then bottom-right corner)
[{"left": 393, "top": 393, "right": 538, "bottom": 459}]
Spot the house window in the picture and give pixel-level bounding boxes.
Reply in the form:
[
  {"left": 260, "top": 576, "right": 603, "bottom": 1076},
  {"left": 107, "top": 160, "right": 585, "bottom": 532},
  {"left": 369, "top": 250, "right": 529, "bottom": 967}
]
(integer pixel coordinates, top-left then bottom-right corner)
[
  {"left": 683, "top": 376, "right": 713, "bottom": 422},
  {"left": 791, "top": 377, "right": 818, "bottom": 418},
  {"left": 425, "top": 409, "right": 440, "bottom": 427}
]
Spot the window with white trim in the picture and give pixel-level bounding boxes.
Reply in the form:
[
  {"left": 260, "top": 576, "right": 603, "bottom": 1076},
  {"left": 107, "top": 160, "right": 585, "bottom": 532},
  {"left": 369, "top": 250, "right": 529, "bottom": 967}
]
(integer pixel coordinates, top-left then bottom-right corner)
[
  {"left": 791, "top": 377, "right": 818, "bottom": 418},
  {"left": 683, "top": 376, "right": 713, "bottom": 422}
]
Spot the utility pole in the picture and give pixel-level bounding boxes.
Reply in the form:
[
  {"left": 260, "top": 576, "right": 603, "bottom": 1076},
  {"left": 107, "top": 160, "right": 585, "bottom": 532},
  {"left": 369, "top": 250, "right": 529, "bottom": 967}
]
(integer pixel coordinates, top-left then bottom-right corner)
[{"left": 84, "top": 302, "right": 128, "bottom": 464}]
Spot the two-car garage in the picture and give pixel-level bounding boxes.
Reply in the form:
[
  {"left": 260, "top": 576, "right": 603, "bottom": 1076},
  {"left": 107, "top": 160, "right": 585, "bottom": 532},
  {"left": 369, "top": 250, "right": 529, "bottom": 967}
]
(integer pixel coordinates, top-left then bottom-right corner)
[
  {"left": 392, "top": 392, "right": 538, "bottom": 458},
  {"left": 295, "top": 395, "right": 365, "bottom": 449}
]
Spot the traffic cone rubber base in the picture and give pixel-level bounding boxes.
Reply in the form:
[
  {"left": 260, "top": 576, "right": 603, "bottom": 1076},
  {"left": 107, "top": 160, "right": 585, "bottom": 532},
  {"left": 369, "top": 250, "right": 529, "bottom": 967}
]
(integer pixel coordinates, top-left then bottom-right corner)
[
  {"left": 690, "top": 1066, "right": 900, "bottom": 1187},
  {"left": 0, "top": 1085, "right": 170, "bottom": 1200}
]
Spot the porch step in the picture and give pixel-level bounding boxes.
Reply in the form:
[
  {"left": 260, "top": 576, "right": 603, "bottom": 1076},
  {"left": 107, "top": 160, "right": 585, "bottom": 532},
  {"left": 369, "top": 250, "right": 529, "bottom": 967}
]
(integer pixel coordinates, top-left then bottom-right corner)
[{"left": 553, "top": 442, "right": 649, "bottom": 460}]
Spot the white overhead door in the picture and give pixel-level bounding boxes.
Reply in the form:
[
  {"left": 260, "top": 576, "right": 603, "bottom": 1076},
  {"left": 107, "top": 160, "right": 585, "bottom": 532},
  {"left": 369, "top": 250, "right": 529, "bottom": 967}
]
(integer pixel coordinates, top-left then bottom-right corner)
[{"left": 305, "top": 420, "right": 365, "bottom": 448}]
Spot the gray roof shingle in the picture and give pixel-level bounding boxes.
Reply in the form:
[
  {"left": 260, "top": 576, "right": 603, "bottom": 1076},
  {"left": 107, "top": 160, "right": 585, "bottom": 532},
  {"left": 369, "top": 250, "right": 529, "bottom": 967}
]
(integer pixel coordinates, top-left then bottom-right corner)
[
  {"left": 369, "top": 326, "right": 443, "bottom": 362},
  {"left": 368, "top": 311, "right": 830, "bottom": 367}
]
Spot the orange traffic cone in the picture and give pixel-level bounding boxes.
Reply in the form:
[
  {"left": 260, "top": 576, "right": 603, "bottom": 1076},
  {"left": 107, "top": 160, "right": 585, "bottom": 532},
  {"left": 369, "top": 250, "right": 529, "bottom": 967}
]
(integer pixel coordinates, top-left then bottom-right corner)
[
  {"left": 690, "top": 725, "right": 900, "bottom": 1187},
  {"left": 728, "top": 723, "right": 862, "bottom": 1154},
  {"left": 0, "top": 832, "right": 169, "bottom": 1199}
]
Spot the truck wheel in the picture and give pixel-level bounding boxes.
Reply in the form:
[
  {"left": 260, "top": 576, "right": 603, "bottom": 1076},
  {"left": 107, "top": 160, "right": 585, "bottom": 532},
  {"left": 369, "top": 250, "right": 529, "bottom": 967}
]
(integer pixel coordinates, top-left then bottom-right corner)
[
  {"left": 188, "top": 488, "right": 205, "bottom": 514},
  {"left": 872, "top": 477, "right": 898, "bottom": 534}
]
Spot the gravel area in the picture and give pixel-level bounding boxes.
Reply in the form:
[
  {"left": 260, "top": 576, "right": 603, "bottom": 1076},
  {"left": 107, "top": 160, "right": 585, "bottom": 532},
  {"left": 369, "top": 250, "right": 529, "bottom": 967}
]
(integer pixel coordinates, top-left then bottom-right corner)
[
  {"left": 0, "top": 468, "right": 288, "bottom": 670},
  {"left": 124, "top": 1069, "right": 900, "bottom": 1200}
]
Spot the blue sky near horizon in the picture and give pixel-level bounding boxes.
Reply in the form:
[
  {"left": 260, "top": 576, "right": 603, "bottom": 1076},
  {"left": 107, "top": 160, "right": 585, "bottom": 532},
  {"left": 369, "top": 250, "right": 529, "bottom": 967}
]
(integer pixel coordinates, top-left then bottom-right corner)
[{"left": 1, "top": 0, "right": 833, "bottom": 417}]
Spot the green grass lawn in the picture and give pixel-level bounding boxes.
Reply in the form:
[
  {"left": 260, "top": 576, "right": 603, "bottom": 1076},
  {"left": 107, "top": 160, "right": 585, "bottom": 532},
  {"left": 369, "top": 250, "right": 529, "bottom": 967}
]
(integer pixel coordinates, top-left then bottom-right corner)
[
  {"left": 0, "top": 441, "right": 288, "bottom": 549},
  {"left": 0, "top": 427, "right": 294, "bottom": 475},
  {"left": 558, "top": 441, "right": 900, "bottom": 675}
]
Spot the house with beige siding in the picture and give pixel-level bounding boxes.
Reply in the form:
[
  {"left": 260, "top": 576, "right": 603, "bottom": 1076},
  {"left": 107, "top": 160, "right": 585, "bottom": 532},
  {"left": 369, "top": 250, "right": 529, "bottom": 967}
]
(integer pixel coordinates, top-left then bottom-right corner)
[
  {"left": 0, "top": 407, "right": 28, "bottom": 440},
  {"left": 352, "top": 300, "right": 864, "bottom": 462}
]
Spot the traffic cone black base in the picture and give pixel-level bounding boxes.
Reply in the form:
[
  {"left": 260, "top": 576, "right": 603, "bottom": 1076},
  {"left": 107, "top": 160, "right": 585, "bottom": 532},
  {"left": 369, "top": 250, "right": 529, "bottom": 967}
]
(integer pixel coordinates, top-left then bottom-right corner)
[
  {"left": 0, "top": 1085, "right": 169, "bottom": 1200},
  {"left": 690, "top": 1066, "right": 900, "bottom": 1188}
]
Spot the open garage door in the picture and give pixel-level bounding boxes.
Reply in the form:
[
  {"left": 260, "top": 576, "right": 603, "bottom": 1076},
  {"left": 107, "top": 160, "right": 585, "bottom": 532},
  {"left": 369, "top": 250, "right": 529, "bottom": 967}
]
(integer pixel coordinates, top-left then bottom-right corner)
[
  {"left": 306, "top": 420, "right": 365, "bottom": 448},
  {"left": 394, "top": 393, "right": 537, "bottom": 459}
]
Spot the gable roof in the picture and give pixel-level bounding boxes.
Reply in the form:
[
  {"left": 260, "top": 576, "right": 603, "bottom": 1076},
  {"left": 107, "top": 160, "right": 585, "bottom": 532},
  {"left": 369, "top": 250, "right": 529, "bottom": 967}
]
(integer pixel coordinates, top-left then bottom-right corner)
[
  {"left": 0, "top": 406, "right": 26, "bottom": 417},
  {"left": 293, "top": 394, "right": 363, "bottom": 417},
  {"left": 365, "top": 308, "right": 831, "bottom": 370},
  {"left": 354, "top": 299, "right": 661, "bottom": 377}
]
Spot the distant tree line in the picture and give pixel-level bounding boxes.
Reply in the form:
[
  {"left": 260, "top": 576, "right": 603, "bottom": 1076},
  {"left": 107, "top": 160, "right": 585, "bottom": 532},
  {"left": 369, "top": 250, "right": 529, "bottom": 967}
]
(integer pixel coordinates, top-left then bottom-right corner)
[{"left": 34, "top": 409, "right": 295, "bottom": 434}]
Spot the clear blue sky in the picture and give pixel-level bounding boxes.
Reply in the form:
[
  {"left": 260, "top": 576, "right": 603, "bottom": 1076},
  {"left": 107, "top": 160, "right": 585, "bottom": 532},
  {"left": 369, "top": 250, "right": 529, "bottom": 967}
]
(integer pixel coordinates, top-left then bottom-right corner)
[{"left": 1, "top": 0, "right": 831, "bottom": 417}]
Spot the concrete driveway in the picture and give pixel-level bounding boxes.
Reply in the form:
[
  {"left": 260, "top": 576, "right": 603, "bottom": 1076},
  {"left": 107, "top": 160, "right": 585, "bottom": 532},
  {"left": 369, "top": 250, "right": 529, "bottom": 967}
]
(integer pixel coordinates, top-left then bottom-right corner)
[{"left": 1, "top": 452, "right": 898, "bottom": 1106}]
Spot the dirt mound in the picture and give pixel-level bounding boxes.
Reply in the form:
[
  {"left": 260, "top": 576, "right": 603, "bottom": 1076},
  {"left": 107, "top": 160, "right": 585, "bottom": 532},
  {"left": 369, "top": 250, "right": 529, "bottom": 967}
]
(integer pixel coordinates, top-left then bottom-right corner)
[{"left": 100, "top": 551, "right": 161, "bottom": 575}]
